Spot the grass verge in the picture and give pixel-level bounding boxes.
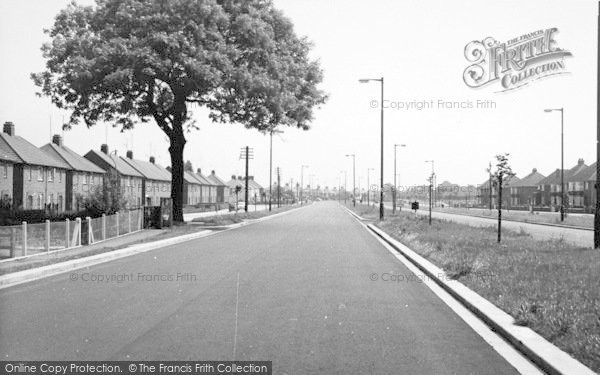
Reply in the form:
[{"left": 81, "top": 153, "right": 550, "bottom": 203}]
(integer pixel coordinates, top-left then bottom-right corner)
[
  {"left": 191, "top": 204, "right": 297, "bottom": 226},
  {"left": 350, "top": 204, "right": 600, "bottom": 372}
]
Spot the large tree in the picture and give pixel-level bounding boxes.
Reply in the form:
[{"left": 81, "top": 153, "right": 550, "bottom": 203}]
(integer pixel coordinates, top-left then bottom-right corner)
[{"left": 32, "top": 0, "right": 327, "bottom": 222}]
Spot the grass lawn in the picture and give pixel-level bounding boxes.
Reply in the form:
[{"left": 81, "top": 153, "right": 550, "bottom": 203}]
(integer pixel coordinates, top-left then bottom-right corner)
[
  {"left": 350, "top": 204, "right": 600, "bottom": 372},
  {"left": 191, "top": 204, "right": 298, "bottom": 226},
  {"left": 434, "top": 206, "right": 593, "bottom": 229}
]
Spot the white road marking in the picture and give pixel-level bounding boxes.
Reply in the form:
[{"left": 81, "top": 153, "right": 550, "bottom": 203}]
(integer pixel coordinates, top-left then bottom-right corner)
[{"left": 233, "top": 271, "right": 240, "bottom": 359}]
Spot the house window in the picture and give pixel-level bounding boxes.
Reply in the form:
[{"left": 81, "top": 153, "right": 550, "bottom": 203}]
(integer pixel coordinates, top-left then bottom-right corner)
[
  {"left": 37, "top": 167, "right": 44, "bottom": 181},
  {"left": 2, "top": 164, "right": 6, "bottom": 178},
  {"left": 48, "top": 168, "right": 55, "bottom": 182},
  {"left": 27, "top": 194, "right": 33, "bottom": 209},
  {"left": 37, "top": 193, "right": 43, "bottom": 209},
  {"left": 58, "top": 194, "right": 63, "bottom": 211},
  {"left": 28, "top": 168, "right": 32, "bottom": 181}
]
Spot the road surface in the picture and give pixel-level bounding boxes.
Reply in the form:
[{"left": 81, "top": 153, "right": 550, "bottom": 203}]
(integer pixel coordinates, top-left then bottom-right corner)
[
  {"left": 385, "top": 204, "right": 591, "bottom": 247},
  {"left": 0, "top": 202, "right": 520, "bottom": 374}
]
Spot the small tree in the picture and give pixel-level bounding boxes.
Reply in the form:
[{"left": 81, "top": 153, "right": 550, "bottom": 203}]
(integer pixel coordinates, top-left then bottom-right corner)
[
  {"left": 488, "top": 153, "right": 515, "bottom": 242},
  {"left": 184, "top": 160, "right": 193, "bottom": 173}
]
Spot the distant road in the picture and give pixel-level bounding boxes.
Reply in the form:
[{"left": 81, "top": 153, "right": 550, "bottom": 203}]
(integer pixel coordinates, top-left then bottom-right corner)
[{"left": 383, "top": 204, "right": 592, "bottom": 247}]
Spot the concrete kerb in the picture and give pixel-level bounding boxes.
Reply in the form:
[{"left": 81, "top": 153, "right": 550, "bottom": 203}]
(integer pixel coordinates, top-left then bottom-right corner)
[
  {"left": 341, "top": 205, "right": 595, "bottom": 375},
  {"left": 0, "top": 204, "right": 310, "bottom": 290}
]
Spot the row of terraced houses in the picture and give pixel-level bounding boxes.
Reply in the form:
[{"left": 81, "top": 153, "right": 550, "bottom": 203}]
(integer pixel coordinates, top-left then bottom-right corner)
[
  {"left": 0, "top": 121, "right": 265, "bottom": 213},
  {"left": 476, "top": 158, "right": 598, "bottom": 213}
]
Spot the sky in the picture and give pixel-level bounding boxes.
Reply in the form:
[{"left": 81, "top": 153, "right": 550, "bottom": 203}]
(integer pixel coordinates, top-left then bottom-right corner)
[{"left": 0, "top": 0, "right": 597, "bottom": 191}]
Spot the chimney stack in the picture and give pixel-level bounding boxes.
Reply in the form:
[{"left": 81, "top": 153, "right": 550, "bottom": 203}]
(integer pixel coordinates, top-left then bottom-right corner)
[
  {"left": 231, "top": 175, "right": 236, "bottom": 179},
  {"left": 52, "top": 134, "right": 63, "bottom": 147},
  {"left": 532, "top": 168, "right": 537, "bottom": 173},
  {"left": 3, "top": 121, "right": 15, "bottom": 136},
  {"left": 126, "top": 150, "right": 133, "bottom": 159},
  {"left": 149, "top": 156, "right": 155, "bottom": 164},
  {"left": 578, "top": 158, "right": 584, "bottom": 166},
  {"left": 197, "top": 168, "right": 202, "bottom": 174},
  {"left": 100, "top": 144, "right": 109, "bottom": 154},
  {"left": 211, "top": 170, "right": 215, "bottom": 175}
]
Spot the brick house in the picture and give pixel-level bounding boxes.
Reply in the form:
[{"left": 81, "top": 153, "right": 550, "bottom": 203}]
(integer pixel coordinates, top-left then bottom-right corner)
[
  {"left": 84, "top": 145, "right": 144, "bottom": 208},
  {"left": 206, "top": 170, "right": 228, "bottom": 204},
  {"left": 536, "top": 159, "right": 588, "bottom": 210},
  {"left": 509, "top": 168, "right": 545, "bottom": 207},
  {"left": 569, "top": 162, "right": 596, "bottom": 211},
  {"left": 41, "top": 135, "right": 106, "bottom": 211},
  {"left": 195, "top": 169, "right": 216, "bottom": 204},
  {"left": 183, "top": 171, "right": 202, "bottom": 206},
  {"left": 477, "top": 175, "right": 518, "bottom": 208},
  {"left": 0, "top": 122, "right": 70, "bottom": 211},
  {"left": 227, "top": 175, "right": 265, "bottom": 204},
  {"left": 121, "top": 151, "right": 171, "bottom": 206},
  {"left": 587, "top": 169, "right": 598, "bottom": 213}
]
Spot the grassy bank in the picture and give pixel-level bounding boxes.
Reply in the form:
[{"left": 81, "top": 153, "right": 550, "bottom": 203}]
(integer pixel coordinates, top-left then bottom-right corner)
[
  {"left": 433, "top": 206, "right": 593, "bottom": 229},
  {"left": 350, "top": 204, "right": 600, "bottom": 372}
]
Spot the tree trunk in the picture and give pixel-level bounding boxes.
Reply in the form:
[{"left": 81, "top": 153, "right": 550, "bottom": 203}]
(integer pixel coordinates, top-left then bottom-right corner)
[
  {"left": 497, "top": 177, "right": 502, "bottom": 243},
  {"left": 169, "top": 131, "right": 186, "bottom": 223}
]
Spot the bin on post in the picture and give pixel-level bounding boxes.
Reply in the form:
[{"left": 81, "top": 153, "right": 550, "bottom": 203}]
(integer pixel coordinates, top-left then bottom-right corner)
[{"left": 160, "top": 197, "right": 173, "bottom": 228}]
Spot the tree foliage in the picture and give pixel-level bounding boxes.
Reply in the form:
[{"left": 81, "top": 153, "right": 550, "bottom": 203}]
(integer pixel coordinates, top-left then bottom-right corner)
[{"left": 32, "top": 0, "right": 327, "bottom": 221}]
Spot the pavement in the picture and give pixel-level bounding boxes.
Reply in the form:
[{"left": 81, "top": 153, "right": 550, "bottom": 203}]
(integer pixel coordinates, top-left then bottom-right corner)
[
  {"left": 382, "top": 203, "right": 592, "bottom": 247},
  {"left": 183, "top": 204, "right": 268, "bottom": 222},
  {"left": 0, "top": 201, "right": 523, "bottom": 374}
]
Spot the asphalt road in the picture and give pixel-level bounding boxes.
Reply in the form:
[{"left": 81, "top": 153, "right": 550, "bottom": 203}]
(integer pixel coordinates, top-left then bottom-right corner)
[
  {"left": 0, "top": 202, "right": 519, "bottom": 374},
  {"left": 387, "top": 203, "right": 591, "bottom": 247}
]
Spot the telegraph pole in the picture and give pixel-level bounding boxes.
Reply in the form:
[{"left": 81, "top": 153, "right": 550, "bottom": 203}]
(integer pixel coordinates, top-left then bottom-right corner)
[
  {"left": 240, "top": 146, "right": 254, "bottom": 212},
  {"left": 596, "top": 1, "right": 600, "bottom": 248},
  {"left": 277, "top": 167, "right": 281, "bottom": 208}
]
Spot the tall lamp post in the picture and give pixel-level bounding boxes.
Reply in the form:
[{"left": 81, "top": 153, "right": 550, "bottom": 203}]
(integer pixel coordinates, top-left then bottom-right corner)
[
  {"left": 544, "top": 108, "right": 565, "bottom": 221},
  {"left": 345, "top": 154, "right": 356, "bottom": 207},
  {"left": 393, "top": 144, "right": 406, "bottom": 214},
  {"left": 367, "top": 168, "right": 374, "bottom": 206},
  {"left": 300, "top": 165, "right": 309, "bottom": 205},
  {"left": 359, "top": 77, "right": 385, "bottom": 220}
]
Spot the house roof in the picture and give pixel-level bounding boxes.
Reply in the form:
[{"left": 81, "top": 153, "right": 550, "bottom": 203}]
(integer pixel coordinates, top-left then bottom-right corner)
[
  {"left": 122, "top": 157, "right": 171, "bottom": 182},
  {"left": 539, "top": 160, "right": 589, "bottom": 185},
  {"left": 570, "top": 162, "right": 596, "bottom": 182},
  {"left": 41, "top": 143, "right": 105, "bottom": 174},
  {"left": 509, "top": 168, "right": 545, "bottom": 187},
  {"left": 0, "top": 133, "right": 70, "bottom": 169},
  {"left": 85, "top": 150, "right": 143, "bottom": 177},
  {"left": 206, "top": 171, "right": 227, "bottom": 186},
  {"left": 184, "top": 171, "right": 202, "bottom": 184},
  {"left": 194, "top": 172, "right": 213, "bottom": 186},
  {"left": 226, "top": 177, "right": 263, "bottom": 190},
  {"left": 0, "top": 136, "right": 21, "bottom": 163}
]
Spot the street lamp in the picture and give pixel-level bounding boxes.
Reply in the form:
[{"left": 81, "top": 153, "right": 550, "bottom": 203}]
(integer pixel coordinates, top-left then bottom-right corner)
[
  {"left": 367, "top": 168, "right": 374, "bottom": 206},
  {"left": 359, "top": 77, "right": 384, "bottom": 220},
  {"left": 345, "top": 154, "right": 356, "bottom": 207},
  {"left": 393, "top": 144, "right": 406, "bottom": 214},
  {"left": 340, "top": 170, "right": 347, "bottom": 204},
  {"left": 268, "top": 128, "right": 283, "bottom": 212},
  {"left": 544, "top": 108, "right": 565, "bottom": 221},
  {"left": 300, "top": 165, "right": 309, "bottom": 204}
]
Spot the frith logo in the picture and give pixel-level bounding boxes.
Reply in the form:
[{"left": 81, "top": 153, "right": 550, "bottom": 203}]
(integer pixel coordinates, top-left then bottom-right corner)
[{"left": 463, "top": 28, "right": 572, "bottom": 92}]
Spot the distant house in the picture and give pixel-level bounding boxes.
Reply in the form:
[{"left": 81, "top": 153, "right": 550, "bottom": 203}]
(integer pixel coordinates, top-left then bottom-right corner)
[
  {"left": 476, "top": 175, "right": 518, "bottom": 208},
  {"left": 195, "top": 169, "right": 217, "bottom": 204},
  {"left": 121, "top": 151, "right": 171, "bottom": 206},
  {"left": 227, "top": 175, "right": 244, "bottom": 204},
  {"left": 0, "top": 122, "right": 70, "bottom": 211},
  {"left": 183, "top": 171, "right": 202, "bottom": 206},
  {"left": 509, "top": 168, "right": 545, "bottom": 207},
  {"left": 84, "top": 145, "right": 144, "bottom": 208},
  {"left": 228, "top": 175, "right": 265, "bottom": 203},
  {"left": 536, "top": 159, "right": 588, "bottom": 209},
  {"left": 569, "top": 162, "right": 596, "bottom": 210},
  {"left": 206, "top": 170, "right": 228, "bottom": 204},
  {"left": 41, "top": 134, "right": 106, "bottom": 211}
]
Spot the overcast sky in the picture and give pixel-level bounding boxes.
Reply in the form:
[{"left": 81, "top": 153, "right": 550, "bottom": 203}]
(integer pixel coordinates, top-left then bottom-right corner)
[{"left": 0, "top": 0, "right": 596, "bottom": 190}]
